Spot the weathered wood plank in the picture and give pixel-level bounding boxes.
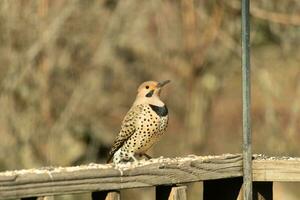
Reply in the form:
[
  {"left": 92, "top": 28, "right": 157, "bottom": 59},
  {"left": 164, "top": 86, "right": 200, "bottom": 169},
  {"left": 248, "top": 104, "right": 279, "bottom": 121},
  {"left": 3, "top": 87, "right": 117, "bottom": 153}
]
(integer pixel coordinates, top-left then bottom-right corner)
[
  {"left": 0, "top": 154, "right": 242, "bottom": 199},
  {"left": 252, "top": 157, "right": 300, "bottom": 181},
  {"left": 156, "top": 185, "right": 187, "bottom": 200},
  {"left": 169, "top": 186, "right": 187, "bottom": 200},
  {"left": 92, "top": 191, "right": 120, "bottom": 200},
  {"left": 203, "top": 177, "right": 243, "bottom": 200},
  {"left": 253, "top": 182, "right": 273, "bottom": 200},
  {"left": 1, "top": 154, "right": 300, "bottom": 199}
]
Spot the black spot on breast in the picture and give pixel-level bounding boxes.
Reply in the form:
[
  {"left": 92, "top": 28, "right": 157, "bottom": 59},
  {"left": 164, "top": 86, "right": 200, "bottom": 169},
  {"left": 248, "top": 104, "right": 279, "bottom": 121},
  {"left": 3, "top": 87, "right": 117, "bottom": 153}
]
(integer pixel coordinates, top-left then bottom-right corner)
[{"left": 149, "top": 104, "right": 168, "bottom": 117}]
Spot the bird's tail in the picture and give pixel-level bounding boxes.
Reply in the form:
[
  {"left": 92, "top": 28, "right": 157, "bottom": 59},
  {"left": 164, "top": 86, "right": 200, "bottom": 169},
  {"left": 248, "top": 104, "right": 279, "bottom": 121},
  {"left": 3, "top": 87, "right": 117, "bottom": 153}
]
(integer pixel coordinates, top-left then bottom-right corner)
[{"left": 106, "top": 152, "right": 113, "bottom": 163}]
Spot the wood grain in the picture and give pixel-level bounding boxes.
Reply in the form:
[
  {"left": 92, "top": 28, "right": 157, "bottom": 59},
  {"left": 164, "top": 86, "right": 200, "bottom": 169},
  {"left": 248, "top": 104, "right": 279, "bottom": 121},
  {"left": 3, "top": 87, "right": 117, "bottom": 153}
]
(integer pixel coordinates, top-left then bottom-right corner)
[
  {"left": 169, "top": 186, "right": 187, "bottom": 200},
  {"left": 253, "top": 158, "right": 300, "bottom": 181},
  {"left": 0, "top": 154, "right": 242, "bottom": 199},
  {"left": 1, "top": 154, "right": 300, "bottom": 199}
]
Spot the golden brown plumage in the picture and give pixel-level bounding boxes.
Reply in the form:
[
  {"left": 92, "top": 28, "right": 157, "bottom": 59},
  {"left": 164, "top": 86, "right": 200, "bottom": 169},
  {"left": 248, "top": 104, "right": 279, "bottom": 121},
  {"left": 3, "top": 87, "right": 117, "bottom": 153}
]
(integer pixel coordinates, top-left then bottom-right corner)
[{"left": 106, "top": 105, "right": 143, "bottom": 163}]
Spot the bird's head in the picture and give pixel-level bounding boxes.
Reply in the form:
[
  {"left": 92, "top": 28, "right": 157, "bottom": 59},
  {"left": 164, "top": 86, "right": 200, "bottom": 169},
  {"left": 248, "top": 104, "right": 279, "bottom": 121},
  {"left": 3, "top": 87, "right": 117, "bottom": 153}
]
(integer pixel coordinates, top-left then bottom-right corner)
[
  {"left": 137, "top": 80, "right": 170, "bottom": 98},
  {"left": 134, "top": 80, "right": 170, "bottom": 106}
]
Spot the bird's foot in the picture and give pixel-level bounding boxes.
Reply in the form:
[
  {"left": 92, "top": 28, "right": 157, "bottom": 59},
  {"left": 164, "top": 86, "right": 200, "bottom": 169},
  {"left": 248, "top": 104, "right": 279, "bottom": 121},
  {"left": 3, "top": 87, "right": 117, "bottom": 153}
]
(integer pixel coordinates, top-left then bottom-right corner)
[
  {"left": 130, "top": 155, "right": 138, "bottom": 162},
  {"left": 142, "top": 153, "right": 152, "bottom": 160}
]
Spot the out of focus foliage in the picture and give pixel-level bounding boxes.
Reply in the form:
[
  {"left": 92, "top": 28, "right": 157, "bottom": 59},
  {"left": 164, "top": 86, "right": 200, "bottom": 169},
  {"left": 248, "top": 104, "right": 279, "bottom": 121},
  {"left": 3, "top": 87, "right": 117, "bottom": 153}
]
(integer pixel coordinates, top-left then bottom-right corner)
[{"left": 0, "top": 0, "right": 300, "bottom": 199}]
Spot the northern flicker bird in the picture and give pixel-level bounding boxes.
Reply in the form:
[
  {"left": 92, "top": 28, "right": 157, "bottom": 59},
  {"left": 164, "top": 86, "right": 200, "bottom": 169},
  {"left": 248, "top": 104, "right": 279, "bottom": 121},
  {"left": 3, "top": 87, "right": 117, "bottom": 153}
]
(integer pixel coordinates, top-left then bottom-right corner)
[{"left": 107, "top": 80, "right": 170, "bottom": 164}]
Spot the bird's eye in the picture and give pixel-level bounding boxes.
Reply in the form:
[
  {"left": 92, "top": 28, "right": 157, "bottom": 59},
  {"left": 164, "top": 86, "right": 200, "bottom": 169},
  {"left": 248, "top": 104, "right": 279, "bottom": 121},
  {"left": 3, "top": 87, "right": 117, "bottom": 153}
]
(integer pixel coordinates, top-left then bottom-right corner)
[{"left": 145, "top": 86, "right": 149, "bottom": 89}]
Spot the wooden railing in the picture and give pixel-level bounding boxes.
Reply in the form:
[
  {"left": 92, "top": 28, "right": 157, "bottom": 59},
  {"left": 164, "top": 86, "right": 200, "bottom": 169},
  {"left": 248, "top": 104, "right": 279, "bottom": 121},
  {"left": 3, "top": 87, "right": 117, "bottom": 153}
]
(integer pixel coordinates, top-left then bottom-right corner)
[{"left": 1, "top": 154, "right": 300, "bottom": 200}]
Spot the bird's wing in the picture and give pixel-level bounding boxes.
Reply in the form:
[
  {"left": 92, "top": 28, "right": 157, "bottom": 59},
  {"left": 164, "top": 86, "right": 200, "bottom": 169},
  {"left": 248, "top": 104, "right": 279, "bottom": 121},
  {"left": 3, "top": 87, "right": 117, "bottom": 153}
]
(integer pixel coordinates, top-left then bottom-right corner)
[{"left": 106, "top": 105, "right": 144, "bottom": 163}]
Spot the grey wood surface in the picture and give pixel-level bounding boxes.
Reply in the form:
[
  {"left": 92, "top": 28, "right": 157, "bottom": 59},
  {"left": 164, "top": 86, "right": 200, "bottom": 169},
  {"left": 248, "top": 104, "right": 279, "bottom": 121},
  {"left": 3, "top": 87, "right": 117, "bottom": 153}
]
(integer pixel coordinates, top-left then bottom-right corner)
[
  {"left": 252, "top": 157, "right": 300, "bottom": 181},
  {"left": 0, "top": 154, "right": 298, "bottom": 199},
  {"left": 0, "top": 154, "right": 242, "bottom": 199}
]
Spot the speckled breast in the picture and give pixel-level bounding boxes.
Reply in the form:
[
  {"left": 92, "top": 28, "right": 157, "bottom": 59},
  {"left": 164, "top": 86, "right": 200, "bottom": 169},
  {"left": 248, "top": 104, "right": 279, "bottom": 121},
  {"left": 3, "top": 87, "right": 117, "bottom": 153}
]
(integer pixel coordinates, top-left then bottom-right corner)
[{"left": 125, "top": 104, "right": 169, "bottom": 154}]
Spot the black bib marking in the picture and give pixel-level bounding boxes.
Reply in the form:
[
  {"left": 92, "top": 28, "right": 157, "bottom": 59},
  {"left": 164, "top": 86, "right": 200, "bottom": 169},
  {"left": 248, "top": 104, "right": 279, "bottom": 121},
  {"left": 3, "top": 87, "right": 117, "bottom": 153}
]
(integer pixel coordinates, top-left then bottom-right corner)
[{"left": 149, "top": 104, "right": 168, "bottom": 117}]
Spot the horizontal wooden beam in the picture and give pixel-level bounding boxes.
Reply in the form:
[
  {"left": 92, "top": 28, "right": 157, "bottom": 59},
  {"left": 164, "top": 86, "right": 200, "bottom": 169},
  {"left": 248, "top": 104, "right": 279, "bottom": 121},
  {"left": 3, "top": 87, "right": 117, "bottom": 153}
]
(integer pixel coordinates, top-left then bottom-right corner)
[
  {"left": 252, "top": 155, "right": 300, "bottom": 182},
  {"left": 0, "top": 154, "right": 300, "bottom": 199},
  {"left": 0, "top": 154, "right": 242, "bottom": 199}
]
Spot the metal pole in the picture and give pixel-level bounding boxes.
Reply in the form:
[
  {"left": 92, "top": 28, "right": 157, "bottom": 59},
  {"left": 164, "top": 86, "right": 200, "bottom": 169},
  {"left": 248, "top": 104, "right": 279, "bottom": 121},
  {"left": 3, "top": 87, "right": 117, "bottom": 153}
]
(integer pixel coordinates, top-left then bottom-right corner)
[{"left": 242, "top": 0, "right": 252, "bottom": 199}]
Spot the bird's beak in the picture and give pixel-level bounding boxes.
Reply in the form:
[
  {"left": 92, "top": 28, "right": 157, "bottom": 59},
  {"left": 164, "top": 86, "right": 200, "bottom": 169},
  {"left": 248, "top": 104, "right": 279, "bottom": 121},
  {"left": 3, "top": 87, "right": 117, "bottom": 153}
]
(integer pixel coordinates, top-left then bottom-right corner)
[{"left": 157, "top": 80, "right": 171, "bottom": 88}]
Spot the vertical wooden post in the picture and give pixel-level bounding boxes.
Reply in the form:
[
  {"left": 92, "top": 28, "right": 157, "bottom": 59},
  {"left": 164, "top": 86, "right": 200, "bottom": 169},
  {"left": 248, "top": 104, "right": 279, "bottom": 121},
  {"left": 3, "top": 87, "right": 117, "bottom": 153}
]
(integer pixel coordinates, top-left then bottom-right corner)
[
  {"left": 241, "top": 0, "right": 252, "bottom": 199},
  {"left": 92, "top": 191, "right": 120, "bottom": 200},
  {"left": 156, "top": 185, "right": 187, "bottom": 200},
  {"left": 203, "top": 178, "right": 243, "bottom": 200},
  {"left": 253, "top": 182, "right": 273, "bottom": 200}
]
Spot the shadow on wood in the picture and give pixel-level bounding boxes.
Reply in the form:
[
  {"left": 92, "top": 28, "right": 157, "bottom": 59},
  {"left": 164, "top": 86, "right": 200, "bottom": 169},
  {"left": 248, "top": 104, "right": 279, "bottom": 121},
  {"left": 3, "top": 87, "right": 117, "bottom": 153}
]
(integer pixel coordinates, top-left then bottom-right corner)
[
  {"left": 156, "top": 185, "right": 187, "bottom": 200},
  {"left": 203, "top": 177, "right": 243, "bottom": 200},
  {"left": 92, "top": 191, "right": 120, "bottom": 200},
  {"left": 253, "top": 182, "right": 273, "bottom": 200}
]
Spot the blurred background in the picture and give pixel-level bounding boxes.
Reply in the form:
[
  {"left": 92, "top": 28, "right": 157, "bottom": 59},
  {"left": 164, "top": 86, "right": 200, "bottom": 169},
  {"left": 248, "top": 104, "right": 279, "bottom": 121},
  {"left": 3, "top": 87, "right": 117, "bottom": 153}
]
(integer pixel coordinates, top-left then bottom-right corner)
[{"left": 0, "top": 0, "right": 300, "bottom": 199}]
